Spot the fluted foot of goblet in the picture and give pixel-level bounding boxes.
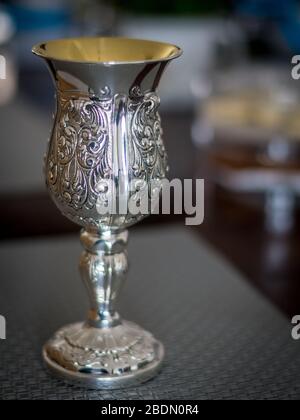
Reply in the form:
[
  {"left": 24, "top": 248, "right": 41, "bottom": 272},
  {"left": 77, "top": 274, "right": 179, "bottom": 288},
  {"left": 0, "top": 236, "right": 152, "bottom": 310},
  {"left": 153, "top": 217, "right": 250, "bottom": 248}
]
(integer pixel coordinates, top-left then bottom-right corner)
[{"left": 43, "top": 320, "right": 164, "bottom": 389}]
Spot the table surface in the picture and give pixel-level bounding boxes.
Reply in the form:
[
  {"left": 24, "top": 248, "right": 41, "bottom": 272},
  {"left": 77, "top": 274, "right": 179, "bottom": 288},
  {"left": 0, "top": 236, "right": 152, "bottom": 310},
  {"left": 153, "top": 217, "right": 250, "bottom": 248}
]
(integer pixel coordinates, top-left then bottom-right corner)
[{"left": 0, "top": 226, "right": 299, "bottom": 400}]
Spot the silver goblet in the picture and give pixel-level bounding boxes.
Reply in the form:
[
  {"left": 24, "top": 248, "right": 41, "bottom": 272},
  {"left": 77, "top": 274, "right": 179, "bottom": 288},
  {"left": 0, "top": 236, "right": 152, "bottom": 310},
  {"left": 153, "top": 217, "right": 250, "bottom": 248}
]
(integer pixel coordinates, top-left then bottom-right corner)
[{"left": 32, "top": 37, "right": 181, "bottom": 389}]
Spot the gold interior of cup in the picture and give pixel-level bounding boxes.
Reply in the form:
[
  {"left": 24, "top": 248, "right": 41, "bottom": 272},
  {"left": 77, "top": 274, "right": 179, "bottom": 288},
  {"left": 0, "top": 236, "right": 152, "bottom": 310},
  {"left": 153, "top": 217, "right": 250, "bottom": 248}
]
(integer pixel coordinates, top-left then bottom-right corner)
[{"left": 32, "top": 37, "right": 182, "bottom": 64}]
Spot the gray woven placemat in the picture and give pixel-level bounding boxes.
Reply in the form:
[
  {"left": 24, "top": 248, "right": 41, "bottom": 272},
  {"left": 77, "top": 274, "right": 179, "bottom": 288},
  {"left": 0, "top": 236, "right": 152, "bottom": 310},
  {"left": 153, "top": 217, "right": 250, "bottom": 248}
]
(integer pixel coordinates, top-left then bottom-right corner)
[{"left": 0, "top": 226, "right": 299, "bottom": 400}]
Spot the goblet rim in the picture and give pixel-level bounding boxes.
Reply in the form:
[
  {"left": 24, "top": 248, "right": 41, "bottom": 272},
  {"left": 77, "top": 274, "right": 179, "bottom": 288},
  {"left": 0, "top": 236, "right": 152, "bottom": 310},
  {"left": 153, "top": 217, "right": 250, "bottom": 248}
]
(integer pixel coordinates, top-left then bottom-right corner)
[{"left": 32, "top": 36, "right": 182, "bottom": 66}]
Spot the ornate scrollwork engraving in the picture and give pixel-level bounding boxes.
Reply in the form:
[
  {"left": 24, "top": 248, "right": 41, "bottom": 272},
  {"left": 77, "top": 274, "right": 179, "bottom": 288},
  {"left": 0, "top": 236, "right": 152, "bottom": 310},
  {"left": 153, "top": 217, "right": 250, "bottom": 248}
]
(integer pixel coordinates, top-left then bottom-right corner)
[
  {"left": 47, "top": 93, "right": 113, "bottom": 218},
  {"left": 128, "top": 91, "right": 168, "bottom": 181},
  {"left": 46, "top": 321, "right": 159, "bottom": 376},
  {"left": 47, "top": 89, "right": 168, "bottom": 229}
]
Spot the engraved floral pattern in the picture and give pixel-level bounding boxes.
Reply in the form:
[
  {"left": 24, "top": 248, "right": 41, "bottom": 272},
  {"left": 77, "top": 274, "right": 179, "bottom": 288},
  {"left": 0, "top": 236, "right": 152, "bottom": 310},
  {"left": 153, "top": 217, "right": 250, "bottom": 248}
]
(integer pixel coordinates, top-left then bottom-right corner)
[
  {"left": 46, "top": 321, "right": 158, "bottom": 375},
  {"left": 46, "top": 90, "right": 168, "bottom": 229},
  {"left": 128, "top": 92, "right": 168, "bottom": 181},
  {"left": 47, "top": 94, "right": 113, "bottom": 214}
]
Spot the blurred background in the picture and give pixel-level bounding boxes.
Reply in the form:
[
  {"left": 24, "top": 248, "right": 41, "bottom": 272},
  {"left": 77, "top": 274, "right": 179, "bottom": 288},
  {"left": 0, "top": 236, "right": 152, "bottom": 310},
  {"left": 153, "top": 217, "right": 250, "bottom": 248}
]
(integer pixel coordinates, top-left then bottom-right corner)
[{"left": 1, "top": 0, "right": 300, "bottom": 317}]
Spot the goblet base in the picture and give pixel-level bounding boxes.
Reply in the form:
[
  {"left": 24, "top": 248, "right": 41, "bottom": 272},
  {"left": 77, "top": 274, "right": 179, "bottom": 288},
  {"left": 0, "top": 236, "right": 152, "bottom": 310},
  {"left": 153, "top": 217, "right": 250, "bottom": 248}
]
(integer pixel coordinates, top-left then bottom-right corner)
[{"left": 43, "top": 320, "right": 164, "bottom": 389}]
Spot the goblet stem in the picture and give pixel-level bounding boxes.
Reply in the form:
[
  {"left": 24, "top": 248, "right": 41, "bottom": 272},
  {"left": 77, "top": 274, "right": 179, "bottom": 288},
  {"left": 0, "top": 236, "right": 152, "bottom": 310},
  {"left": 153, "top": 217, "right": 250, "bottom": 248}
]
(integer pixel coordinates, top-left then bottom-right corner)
[
  {"left": 43, "top": 228, "right": 164, "bottom": 389},
  {"left": 79, "top": 229, "right": 129, "bottom": 329}
]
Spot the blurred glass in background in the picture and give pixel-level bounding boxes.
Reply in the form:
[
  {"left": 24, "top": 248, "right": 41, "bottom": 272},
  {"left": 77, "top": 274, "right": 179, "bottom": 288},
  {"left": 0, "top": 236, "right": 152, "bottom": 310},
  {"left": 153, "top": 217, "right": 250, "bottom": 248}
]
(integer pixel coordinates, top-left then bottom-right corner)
[{"left": 192, "top": 0, "right": 300, "bottom": 234}]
